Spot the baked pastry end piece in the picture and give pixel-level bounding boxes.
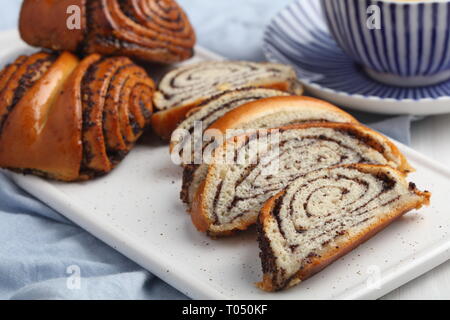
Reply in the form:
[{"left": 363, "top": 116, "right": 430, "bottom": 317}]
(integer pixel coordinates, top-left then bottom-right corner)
[
  {"left": 257, "top": 164, "right": 430, "bottom": 292},
  {"left": 19, "top": 0, "right": 86, "bottom": 52}
]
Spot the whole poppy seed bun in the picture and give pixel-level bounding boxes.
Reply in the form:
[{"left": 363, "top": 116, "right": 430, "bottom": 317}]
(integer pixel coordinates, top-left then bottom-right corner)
[{"left": 0, "top": 52, "right": 155, "bottom": 181}]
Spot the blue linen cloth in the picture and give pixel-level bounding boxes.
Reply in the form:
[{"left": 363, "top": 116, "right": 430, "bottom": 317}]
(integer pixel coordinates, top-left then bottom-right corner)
[{"left": 0, "top": 0, "right": 412, "bottom": 300}]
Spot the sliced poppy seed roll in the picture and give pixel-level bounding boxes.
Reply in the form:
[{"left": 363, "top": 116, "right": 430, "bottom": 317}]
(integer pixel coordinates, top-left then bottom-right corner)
[
  {"left": 178, "top": 96, "right": 359, "bottom": 207},
  {"left": 190, "top": 123, "right": 412, "bottom": 237},
  {"left": 151, "top": 61, "right": 304, "bottom": 140},
  {"left": 257, "top": 164, "right": 430, "bottom": 292}
]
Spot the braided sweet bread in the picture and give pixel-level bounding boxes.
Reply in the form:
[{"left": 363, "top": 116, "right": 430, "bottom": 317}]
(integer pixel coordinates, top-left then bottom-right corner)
[
  {"left": 258, "top": 164, "right": 430, "bottom": 291},
  {"left": 0, "top": 51, "right": 155, "bottom": 181},
  {"left": 190, "top": 123, "right": 412, "bottom": 237},
  {"left": 19, "top": 0, "right": 196, "bottom": 64},
  {"left": 151, "top": 61, "right": 304, "bottom": 140},
  {"left": 178, "top": 96, "right": 359, "bottom": 206}
]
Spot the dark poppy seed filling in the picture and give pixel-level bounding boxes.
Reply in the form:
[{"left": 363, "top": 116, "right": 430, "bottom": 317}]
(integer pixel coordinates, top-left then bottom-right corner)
[
  {"left": 154, "top": 61, "right": 303, "bottom": 112},
  {"left": 176, "top": 87, "right": 290, "bottom": 205},
  {"left": 257, "top": 165, "right": 430, "bottom": 291},
  {"left": 209, "top": 132, "right": 371, "bottom": 226},
  {"left": 194, "top": 123, "right": 409, "bottom": 237},
  {"left": 172, "top": 87, "right": 290, "bottom": 164},
  {"left": 177, "top": 94, "right": 361, "bottom": 207},
  {"left": 152, "top": 62, "right": 306, "bottom": 141},
  {"left": 119, "top": 0, "right": 185, "bottom": 33},
  {"left": 80, "top": 56, "right": 154, "bottom": 177}
]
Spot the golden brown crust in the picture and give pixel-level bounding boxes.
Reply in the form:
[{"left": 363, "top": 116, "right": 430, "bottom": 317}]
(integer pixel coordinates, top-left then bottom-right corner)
[
  {"left": 0, "top": 52, "right": 155, "bottom": 182},
  {"left": 19, "top": 0, "right": 196, "bottom": 64},
  {"left": 0, "top": 52, "right": 81, "bottom": 181},
  {"left": 0, "top": 53, "right": 54, "bottom": 133},
  {"left": 151, "top": 101, "right": 202, "bottom": 141},
  {"left": 257, "top": 164, "right": 431, "bottom": 292},
  {"left": 189, "top": 180, "right": 211, "bottom": 233},
  {"left": 19, "top": 0, "right": 86, "bottom": 52},
  {"left": 208, "top": 96, "right": 358, "bottom": 132},
  {"left": 170, "top": 96, "right": 358, "bottom": 153}
]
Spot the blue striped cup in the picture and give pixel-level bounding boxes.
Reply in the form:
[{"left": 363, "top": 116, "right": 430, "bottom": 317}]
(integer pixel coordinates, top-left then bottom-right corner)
[{"left": 321, "top": 0, "right": 450, "bottom": 87}]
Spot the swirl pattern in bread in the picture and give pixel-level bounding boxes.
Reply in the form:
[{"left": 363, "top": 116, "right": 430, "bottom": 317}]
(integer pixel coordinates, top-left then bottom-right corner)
[
  {"left": 178, "top": 96, "right": 360, "bottom": 206},
  {"left": 151, "top": 61, "right": 304, "bottom": 140},
  {"left": 19, "top": 0, "right": 196, "bottom": 64},
  {"left": 85, "top": 0, "right": 196, "bottom": 63},
  {"left": 170, "top": 88, "right": 290, "bottom": 163},
  {"left": 257, "top": 164, "right": 430, "bottom": 291},
  {"left": 0, "top": 52, "right": 155, "bottom": 181},
  {"left": 190, "top": 123, "right": 412, "bottom": 237}
]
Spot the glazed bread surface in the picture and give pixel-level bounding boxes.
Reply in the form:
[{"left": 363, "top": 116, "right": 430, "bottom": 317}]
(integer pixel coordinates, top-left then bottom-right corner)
[
  {"left": 257, "top": 164, "right": 430, "bottom": 291},
  {"left": 0, "top": 52, "right": 155, "bottom": 181},
  {"left": 19, "top": 0, "right": 196, "bottom": 64},
  {"left": 19, "top": 0, "right": 86, "bottom": 52}
]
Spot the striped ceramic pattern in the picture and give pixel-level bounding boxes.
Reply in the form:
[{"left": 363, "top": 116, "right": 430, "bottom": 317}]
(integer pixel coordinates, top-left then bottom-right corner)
[
  {"left": 322, "top": 0, "right": 450, "bottom": 78},
  {"left": 263, "top": 0, "right": 450, "bottom": 100}
]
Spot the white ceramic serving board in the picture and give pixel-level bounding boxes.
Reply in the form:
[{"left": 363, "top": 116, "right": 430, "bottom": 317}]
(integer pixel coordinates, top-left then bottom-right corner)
[{"left": 1, "top": 30, "right": 450, "bottom": 300}]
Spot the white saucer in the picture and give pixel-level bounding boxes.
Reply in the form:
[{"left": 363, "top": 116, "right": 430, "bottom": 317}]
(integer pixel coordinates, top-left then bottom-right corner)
[{"left": 263, "top": 0, "right": 450, "bottom": 115}]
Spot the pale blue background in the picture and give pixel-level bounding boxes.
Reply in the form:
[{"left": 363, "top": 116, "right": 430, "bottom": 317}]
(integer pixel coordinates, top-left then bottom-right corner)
[{"left": 0, "top": 0, "right": 411, "bottom": 300}]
